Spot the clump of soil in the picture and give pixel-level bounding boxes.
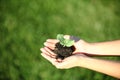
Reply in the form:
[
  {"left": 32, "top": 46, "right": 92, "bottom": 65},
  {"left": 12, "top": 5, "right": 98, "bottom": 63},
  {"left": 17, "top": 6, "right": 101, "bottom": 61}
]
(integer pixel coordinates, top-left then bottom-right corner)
[{"left": 52, "top": 42, "right": 75, "bottom": 60}]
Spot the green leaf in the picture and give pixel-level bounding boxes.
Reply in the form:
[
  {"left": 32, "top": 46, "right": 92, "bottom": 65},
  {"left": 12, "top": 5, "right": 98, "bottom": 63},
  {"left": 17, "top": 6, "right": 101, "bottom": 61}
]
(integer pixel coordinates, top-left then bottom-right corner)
[
  {"left": 56, "top": 34, "right": 74, "bottom": 47},
  {"left": 57, "top": 34, "right": 65, "bottom": 42},
  {"left": 64, "top": 39, "right": 74, "bottom": 47}
]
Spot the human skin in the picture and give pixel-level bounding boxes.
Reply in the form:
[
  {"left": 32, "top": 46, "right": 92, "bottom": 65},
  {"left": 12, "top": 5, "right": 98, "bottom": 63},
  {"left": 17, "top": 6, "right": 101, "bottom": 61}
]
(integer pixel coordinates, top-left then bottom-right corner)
[
  {"left": 43, "top": 35, "right": 120, "bottom": 56},
  {"left": 41, "top": 52, "right": 120, "bottom": 79},
  {"left": 40, "top": 35, "right": 120, "bottom": 79}
]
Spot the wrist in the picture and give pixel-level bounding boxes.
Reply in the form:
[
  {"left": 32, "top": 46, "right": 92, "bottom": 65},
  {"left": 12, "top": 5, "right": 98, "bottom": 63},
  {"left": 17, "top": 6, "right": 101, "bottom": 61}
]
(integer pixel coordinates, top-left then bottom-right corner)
[
  {"left": 78, "top": 39, "right": 91, "bottom": 53},
  {"left": 77, "top": 55, "right": 91, "bottom": 67}
]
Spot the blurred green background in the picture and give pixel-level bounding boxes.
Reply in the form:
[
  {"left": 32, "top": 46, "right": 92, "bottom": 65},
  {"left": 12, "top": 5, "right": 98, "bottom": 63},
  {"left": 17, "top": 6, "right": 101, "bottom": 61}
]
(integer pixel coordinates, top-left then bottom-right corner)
[{"left": 0, "top": 0, "right": 120, "bottom": 80}]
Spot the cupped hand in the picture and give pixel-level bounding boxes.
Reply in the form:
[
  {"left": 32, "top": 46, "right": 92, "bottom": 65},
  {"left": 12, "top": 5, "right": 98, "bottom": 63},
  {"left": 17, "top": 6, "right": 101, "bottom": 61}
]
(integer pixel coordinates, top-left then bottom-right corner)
[
  {"left": 41, "top": 47, "right": 87, "bottom": 69},
  {"left": 40, "top": 35, "right": 89, "bottom": 69},
  {"left": 43, "top": 35, "right": 89, "bottom": 55}
]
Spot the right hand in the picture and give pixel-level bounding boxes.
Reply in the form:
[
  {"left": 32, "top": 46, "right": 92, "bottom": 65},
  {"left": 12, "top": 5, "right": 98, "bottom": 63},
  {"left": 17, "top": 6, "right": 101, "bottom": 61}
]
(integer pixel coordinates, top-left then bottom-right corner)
[{"left": 41, "top": 47, "right": 88, "bottom": 69}]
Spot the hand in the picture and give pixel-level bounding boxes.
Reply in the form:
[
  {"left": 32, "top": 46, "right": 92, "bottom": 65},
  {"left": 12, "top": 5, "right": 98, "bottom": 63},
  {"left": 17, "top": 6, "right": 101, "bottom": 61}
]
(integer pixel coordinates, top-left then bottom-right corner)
[
  {"left": 41, "top": 47, "right": 87, "bottom": 69},
  {"left": 40, "top": 35, "right": 89, "bottom": 68},
  {"left": 43, "top": 35, "right": 89, "bottom": 55}
]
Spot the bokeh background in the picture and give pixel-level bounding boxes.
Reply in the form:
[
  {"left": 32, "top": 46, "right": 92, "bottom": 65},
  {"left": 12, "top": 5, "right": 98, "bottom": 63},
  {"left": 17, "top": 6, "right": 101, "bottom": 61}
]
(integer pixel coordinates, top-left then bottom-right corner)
[{"left": 0, "top": 0, "right": 120, "bottom": 80}]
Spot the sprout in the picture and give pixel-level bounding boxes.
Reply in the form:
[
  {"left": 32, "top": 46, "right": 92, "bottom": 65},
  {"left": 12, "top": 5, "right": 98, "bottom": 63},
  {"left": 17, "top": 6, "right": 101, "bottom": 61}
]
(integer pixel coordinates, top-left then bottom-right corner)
[{"left": 57, "top": 34, "right": 74, "bottom": 47}]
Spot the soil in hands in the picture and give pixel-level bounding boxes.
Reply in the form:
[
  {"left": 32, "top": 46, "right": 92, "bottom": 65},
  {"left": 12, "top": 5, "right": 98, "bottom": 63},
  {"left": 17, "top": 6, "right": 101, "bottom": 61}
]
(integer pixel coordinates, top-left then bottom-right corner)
[{"left": 52, "top": 42, "right": 75, "bottom": 60}]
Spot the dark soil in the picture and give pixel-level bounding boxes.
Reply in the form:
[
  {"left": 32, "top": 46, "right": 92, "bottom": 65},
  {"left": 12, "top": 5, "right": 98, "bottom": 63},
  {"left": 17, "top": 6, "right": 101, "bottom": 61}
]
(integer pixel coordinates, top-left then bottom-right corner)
[{"left": 52, "top": 42, "right": 75, "bottom": 60}]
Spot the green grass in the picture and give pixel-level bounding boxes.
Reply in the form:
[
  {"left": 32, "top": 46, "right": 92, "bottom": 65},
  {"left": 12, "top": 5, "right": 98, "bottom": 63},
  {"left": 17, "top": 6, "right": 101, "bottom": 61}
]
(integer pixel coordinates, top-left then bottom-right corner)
[{"left": 0, "top": 0, "right": 120, "bottom": 80}]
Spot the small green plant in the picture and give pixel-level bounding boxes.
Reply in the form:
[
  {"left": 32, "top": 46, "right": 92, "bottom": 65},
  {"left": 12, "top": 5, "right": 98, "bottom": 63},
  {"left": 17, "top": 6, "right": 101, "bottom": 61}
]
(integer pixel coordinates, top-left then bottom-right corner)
[{"left": 57, "top": 34, "right": 74, "bottom": 47}]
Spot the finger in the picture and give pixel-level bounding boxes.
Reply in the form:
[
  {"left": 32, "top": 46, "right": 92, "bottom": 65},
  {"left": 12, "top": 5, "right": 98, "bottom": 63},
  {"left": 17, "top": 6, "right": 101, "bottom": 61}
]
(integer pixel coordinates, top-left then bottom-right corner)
[
  {"left": 41, "top": 53, "right": 59, "bottom": 66},
  {"left": 44, "top": 47, "right": 56, "bottom": 56},
  {"left": 56, "top": 58, "right": 63, "bottom": 62},
  {"left": 40, "top": 48, "right": 51, "bottom": 56},
  {"left": 41, "top": 53, "right": 55, "bottom": 63},
  {"left": 40, "top": 48, "right": 46, "bottom": 53},
  {"left": 46, "top": 39, "right": 59, "bottom": 43},
  {"left": 44, "top": 42, "right": 55, "bottom": 50},
  {"left": 40, "top": 47, "right": 56, "bottom": 58}
]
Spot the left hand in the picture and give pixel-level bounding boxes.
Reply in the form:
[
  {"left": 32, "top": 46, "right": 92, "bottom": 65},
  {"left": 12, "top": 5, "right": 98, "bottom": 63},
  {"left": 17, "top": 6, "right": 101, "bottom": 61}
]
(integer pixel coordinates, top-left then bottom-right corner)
[{"left": 43, "top": 35, "right": 90, "bottom": 56}]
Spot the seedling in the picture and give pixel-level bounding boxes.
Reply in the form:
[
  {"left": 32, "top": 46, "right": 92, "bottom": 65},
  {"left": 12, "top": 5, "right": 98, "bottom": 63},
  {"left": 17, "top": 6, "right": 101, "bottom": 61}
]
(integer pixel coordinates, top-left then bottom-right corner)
[
  {"left": 57, "top": 34, "right": 74, "bottom": 47},
  {"left": 52, "top": 34, "right": 75, "bottom": 60}
]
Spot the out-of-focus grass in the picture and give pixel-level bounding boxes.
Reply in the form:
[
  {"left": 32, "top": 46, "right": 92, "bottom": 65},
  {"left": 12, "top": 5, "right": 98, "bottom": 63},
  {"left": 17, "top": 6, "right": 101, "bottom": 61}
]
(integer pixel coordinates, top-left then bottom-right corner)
[{"left": 0, "top": 0, "right": 120, "bottom": 80}]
